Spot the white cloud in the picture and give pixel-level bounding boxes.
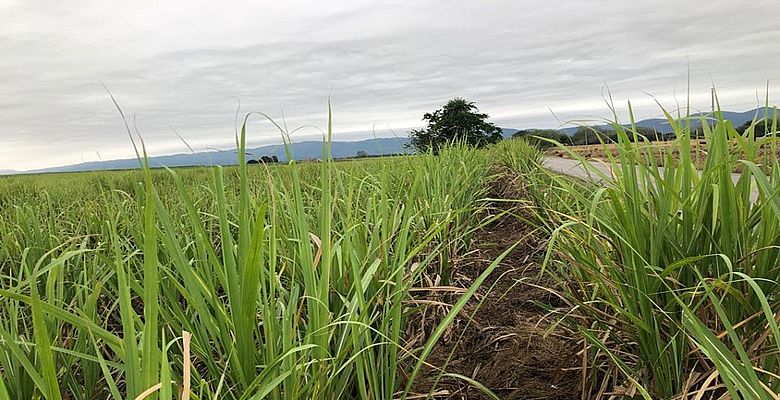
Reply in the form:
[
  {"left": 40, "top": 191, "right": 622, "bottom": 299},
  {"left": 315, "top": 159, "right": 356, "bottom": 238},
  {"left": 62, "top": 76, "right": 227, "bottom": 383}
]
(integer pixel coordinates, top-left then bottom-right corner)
[{"left": 1, "top": 0, "right": 779, "bottom": 170}]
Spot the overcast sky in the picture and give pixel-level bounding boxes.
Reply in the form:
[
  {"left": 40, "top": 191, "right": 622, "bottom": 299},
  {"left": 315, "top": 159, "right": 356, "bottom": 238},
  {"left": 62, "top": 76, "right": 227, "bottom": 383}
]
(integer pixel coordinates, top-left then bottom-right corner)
[{"left": 2, "top": 0, "right": 779, "bottom": 170}]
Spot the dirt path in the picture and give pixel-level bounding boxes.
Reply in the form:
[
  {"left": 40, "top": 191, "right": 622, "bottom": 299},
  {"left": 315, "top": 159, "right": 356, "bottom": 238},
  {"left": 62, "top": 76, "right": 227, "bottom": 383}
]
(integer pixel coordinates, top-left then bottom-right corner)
[{"left": 410, "top": 174, "right": 581, "bottom": 399}]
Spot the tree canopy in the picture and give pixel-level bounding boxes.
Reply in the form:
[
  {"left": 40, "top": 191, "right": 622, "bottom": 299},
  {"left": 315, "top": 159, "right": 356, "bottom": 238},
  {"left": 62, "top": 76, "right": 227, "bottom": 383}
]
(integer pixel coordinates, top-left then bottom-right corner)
[
  {"left": 569, "top": 126, "right": 630, "bottom": 145},
  {"left": 736, "top": 119, "right": 779, "bottom": 137},
  {"left": 408, "top": 98, "right": 503, "bottom": 153},
  {"left": 247, "top": 155, "right": 278, "bottom": 164},
  {"left": 512, "top": 129, "right": 571, "bottom": 148}
]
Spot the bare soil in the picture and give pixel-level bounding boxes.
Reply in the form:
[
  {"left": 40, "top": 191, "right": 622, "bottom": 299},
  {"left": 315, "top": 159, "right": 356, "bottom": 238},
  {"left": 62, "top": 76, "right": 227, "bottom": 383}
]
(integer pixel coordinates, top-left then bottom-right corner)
[
  {"left": 406, "top": 174, "right": 582, "bottom": 399},
  {"left": 547, "top": 140, "right": 709, "bottom": 167},
  {"left": 547, "top": 139, "right": 780, "bottom": 172}
]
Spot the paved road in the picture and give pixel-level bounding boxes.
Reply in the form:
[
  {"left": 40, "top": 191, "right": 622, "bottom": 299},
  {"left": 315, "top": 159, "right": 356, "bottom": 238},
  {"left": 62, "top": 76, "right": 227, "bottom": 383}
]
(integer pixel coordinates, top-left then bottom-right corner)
[
  {"left": 543, "top": 157, "right": 612, "bottom": 181},
  {"left": 543, "top": 156, "right": 759, "bottom": 202}
]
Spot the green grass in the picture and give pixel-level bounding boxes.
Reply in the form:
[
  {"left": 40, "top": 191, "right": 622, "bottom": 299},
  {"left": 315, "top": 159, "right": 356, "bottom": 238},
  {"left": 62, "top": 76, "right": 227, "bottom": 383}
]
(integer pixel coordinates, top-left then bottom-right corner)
[
  {"left": 0, "top": 114, "right": 497, "bottom": 399},
  {"left": 5, "top": 98, "right": 780, "bottom": 399},
  {"left": 506, "top": 100, "right": 780, "bottom": 399}
]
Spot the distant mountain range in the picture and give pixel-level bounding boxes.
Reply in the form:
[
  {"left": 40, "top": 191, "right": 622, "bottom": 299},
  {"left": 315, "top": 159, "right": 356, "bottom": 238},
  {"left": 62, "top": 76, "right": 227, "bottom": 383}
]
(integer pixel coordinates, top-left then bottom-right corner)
[
  {"left": 22, "top": 137, "right": 411, "bottom": 174},
  {"left": 556, "top": 107, "right": 776, "bottom": 135},
  {"left": 4, "top": 108, "right": 775, "bottom": 175}
]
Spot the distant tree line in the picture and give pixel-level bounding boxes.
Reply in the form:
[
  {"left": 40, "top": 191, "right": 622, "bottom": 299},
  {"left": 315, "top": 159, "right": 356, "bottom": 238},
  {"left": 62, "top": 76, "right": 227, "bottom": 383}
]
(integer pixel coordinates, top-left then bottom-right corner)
[
  {"left": 512, "top": 126, "right": 677, "bottom": 147},
  {"left": 407, "top": 98, "right": 688, "bottom": 153},
  {"left": 405, "top": 98, "right": 780, "bottom": 154},
  {"left": 511, "top": 129, "right": 572, "bottom": 148},
  {"left": 568, "top": 126, "right": 674, "bottom": 145},
  {"left": 735, "top": 119, "right": 779, "bottom": 136}
]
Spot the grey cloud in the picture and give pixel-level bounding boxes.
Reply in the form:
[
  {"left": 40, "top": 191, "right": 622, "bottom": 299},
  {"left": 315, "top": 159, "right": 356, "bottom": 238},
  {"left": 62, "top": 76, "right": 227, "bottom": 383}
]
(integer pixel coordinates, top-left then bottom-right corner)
[{"left": 1, "top": 0, "right": 779, "bottom": 170}]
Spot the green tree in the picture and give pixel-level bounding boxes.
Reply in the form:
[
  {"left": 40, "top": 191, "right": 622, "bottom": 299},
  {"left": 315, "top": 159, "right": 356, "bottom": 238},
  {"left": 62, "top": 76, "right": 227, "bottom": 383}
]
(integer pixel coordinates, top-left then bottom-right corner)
[
  {"left": 512, "top": 129, "right": 571, "bottom": 148},
  {"left": 408, "top": 98, "right": 503, "bottom": 153},
  {"left": 736, "top": 118, "right": 779, "bottom": 137},
  {"left": 571, "top": 126, "right": 615, "bottom": 145}
]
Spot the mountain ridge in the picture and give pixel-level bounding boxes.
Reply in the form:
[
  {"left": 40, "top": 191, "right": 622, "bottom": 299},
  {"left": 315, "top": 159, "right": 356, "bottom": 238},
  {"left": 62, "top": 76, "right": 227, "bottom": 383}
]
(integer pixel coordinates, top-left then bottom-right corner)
[
  {"left": 7, "top": 107, "right": 775, "bottom": 175},
  {"left": 22, "top": 137, "right": 410, "bottom": 175},
  {"left": 555, "top": 107, "right": 776, "bottom": 135}
]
